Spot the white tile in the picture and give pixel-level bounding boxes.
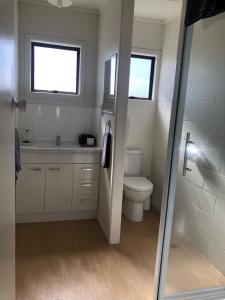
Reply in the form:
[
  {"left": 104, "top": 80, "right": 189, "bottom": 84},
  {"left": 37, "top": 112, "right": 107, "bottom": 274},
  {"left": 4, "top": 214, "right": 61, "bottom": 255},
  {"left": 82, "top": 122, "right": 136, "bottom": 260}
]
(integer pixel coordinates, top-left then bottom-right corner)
[
  {"left": 203, "top": 169, "right": 225, "bottom": 199},
  {"left": 214, "top": 197, "right": 225, "bottom": 221},
  {"left": 18, "top": 104, "right": 97, "bottom": 143},
  {"left": 209, "top": 242, "right": 225, "bottom": 276},
  {"left": 174, "top": 196, "right": 200, "bottom": 227},
  {"left": 184, "top": 102, "right": 225, "bottom": 129},
  {"left": 184, "top": 102, "right": 216, "bottom": 124},
  {"left": 151, "top": 182, "right": 163, "bottom": 212},
  {"left": 173, "top": 212, "right": 185, "bottom": 234},
  {"left": 153, "top": 131, "right": 169, "bottom": 156},
  {"left": 154, "top": 116, "right": 170, "bottom": 139},
  {"left": 182, "top": 121, "right": 210, "bottom": 146},
  {"left": 178, "top": 158, "right": 204, "bottom": 187},
  {"left": 157, "top": 102, "right": 172, "bottom": 121},
  {"left": 199, "top": 211, "right": 225, "bottom": 250},
  {"left": 184, "top": 220, "right": 211, "bottom": 258},
  {"left": 220, "top": 151, "right": 225, "bottom": 176},
  {"left": 186, "top": 79, "right": 216, "bottom": 102},
  {"left": 151, "top": 150, "right": 167, "bottom": 186},
  {"left": 197, "top": 145, "right": 221, "bottom": 173},
  {"left": 176, "top": 176, "right": 216, "bottom": 216}
]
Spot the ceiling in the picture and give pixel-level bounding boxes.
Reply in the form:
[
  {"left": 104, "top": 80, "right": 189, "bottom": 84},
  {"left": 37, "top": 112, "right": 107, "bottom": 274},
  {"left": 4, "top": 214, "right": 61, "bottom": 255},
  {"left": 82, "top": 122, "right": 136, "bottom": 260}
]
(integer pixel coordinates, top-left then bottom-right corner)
[
  {"left": 69, "top": 0, "right": 106, "bottom": 10},
  {"left": 22, "top": 0, "right": 182, "bottom": 22},
  {"left": 70, "top": 0, "right": 182, "bottom": 21},
  {"left": 134, "top": 0, "right": 182, "bottom": 22}
]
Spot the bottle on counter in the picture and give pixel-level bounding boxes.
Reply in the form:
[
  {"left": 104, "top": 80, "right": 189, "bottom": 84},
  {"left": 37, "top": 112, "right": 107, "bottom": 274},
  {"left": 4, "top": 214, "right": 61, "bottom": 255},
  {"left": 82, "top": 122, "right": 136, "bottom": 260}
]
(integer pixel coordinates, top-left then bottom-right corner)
[{"left": 22, "top": 129, "right": 32, "bottom": 144}]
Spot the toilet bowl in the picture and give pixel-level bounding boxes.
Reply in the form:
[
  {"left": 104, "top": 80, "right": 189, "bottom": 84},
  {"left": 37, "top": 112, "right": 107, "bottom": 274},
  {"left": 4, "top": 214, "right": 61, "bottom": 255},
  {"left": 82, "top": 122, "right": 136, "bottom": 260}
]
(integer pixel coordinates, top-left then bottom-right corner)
[{"left": 124, "top": 176, "right": 153, "bottom": 222}]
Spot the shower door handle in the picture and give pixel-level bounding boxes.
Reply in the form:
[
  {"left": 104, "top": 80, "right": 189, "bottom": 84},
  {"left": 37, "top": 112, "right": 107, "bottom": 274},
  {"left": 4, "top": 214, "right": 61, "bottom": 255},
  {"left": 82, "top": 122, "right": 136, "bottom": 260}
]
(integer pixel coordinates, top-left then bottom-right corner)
[{"left": 182, "top": 132, "right": 195, "bottom": 176}]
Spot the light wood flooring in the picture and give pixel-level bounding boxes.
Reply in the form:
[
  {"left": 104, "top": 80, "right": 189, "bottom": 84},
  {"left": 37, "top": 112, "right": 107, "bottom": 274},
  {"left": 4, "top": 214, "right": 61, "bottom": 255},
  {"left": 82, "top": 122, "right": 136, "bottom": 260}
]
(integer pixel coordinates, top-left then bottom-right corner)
[{"left": 16, "top": 210, "right": 225, "bottom": 300}]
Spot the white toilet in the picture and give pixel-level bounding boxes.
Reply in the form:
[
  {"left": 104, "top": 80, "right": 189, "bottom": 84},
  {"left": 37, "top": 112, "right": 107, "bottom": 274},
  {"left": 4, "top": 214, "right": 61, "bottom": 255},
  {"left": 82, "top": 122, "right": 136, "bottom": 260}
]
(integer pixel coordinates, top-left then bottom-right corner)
[{"left": 123, "top": 149, "right": 154, "bottom": 222}]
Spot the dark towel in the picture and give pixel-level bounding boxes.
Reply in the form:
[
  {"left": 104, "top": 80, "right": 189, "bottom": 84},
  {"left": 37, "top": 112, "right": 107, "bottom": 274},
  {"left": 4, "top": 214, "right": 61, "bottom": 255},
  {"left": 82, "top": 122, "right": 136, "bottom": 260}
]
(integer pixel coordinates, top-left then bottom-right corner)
[
  {"left": 185, "top": 0, "right": 225, "bottom": 26},
  {"left": 101, "top": 131, "right": 111, "bottom": 169},
  {"left": 15, "top": 128, "right": 21, "bottom": 181}
]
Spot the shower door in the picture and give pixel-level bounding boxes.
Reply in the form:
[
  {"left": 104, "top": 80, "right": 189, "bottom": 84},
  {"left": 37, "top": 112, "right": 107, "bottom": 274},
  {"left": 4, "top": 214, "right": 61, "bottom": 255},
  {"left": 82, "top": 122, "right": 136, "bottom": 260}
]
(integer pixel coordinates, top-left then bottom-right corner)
[{"left": 154, "top": 1, "right": 225, "bottom": 299}]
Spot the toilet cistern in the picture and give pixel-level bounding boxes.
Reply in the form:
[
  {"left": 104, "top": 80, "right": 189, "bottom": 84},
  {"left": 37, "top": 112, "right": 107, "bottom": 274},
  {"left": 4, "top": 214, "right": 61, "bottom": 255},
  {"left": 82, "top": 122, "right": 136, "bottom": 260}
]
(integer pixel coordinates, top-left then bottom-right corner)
[{"left": 123, "top": 149, "right": 154, "bottom": 222}]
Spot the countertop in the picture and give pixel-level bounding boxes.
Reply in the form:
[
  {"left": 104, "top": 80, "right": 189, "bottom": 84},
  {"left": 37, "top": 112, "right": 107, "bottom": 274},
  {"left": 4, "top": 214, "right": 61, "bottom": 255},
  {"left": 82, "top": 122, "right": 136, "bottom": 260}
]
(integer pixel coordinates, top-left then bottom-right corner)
[{"left": 20, "top": 142, "right": 102, "bottom": 153}]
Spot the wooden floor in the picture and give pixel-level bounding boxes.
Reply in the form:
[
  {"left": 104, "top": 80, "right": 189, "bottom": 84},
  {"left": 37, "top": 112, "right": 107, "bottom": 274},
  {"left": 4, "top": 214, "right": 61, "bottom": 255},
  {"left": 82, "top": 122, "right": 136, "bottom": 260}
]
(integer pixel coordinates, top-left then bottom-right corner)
[{"left": 16, "top": 210, "right": 225, "bottom": 300}]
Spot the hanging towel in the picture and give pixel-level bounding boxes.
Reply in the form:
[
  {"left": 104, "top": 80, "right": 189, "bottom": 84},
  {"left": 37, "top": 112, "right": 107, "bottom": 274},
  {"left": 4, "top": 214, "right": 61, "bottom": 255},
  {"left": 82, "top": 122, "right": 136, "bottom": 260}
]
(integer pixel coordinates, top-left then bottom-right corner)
[
  {"left": 101, "top": 130, "right": 112, "bottom": 169},
  {"left": 15, "top": 128, "right": 21, "bottom": 181},
  {"left": 185, "top": 0, "right": 225, "bottom": 26}
]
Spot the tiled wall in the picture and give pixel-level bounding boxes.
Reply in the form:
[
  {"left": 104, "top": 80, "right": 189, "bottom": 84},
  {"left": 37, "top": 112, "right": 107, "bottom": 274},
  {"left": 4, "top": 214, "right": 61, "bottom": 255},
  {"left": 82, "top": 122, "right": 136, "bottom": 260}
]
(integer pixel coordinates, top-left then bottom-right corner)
[
  {"left": 127, "top": 101, "right": 156, "bottom": 177},
  {"left": 173, "top": 13, "right": 225, "bottom": 275},
  {"left": 151, "top": 17, "right": 180, "bottom": 210},
  {"left": 18, "top": 104, "right": 98, "bottom": 143},
  {"left": 127, "top": 19, "right": 163, "bottom": 178}
]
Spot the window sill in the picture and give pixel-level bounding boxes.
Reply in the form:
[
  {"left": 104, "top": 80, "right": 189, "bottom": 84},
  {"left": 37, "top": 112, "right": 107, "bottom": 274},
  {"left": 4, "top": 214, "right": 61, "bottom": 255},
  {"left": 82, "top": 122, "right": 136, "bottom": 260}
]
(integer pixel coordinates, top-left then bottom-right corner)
[{"left": 26, "top": 91, "right": 84, "bottom": 106}]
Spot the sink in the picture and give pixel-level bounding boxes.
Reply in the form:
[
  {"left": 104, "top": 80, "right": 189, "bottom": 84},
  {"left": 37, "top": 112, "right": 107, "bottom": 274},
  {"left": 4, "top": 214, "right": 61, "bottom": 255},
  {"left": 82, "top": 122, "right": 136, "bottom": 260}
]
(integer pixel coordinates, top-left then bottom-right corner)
[{"left": 20, "top": 142, "right": 101, "bottom": 153}]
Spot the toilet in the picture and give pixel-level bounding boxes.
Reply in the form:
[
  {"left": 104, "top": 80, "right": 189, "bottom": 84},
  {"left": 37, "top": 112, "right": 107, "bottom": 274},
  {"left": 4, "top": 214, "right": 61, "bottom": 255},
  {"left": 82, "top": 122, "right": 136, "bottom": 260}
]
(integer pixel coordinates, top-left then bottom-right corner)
[{"left": 123, "top": 149, "right": 154, "bottom": 222}]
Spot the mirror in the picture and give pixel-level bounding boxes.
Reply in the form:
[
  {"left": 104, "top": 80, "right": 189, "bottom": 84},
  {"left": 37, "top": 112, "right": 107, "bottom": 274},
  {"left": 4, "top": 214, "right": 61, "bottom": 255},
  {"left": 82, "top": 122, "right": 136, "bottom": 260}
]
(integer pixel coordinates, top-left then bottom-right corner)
[{"left": 103, "top": 54, "right": 117, "bottom": 115}]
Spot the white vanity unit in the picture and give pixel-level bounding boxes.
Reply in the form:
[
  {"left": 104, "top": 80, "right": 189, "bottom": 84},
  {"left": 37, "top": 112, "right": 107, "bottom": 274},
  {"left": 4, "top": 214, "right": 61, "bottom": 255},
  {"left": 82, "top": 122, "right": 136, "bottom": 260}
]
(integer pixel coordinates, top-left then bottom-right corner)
[{"left": 16, "top": 143, "right": 101, "bottom": 223}]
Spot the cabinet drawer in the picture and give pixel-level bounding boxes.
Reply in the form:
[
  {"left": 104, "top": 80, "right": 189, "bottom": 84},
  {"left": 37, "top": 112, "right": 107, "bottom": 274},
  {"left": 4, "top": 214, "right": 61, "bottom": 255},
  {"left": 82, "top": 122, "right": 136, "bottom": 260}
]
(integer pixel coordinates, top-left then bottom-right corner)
[
  {"left": 72, "top": 194, "right": 97, "bottom": 211},
  {"left": 16, "top": 164, "right": 45, "bottom": 214},
  {"left": 74, "top": 164, "right": 99, "bottom": 180},
  {"left": 74, "top": 153, "right": 100, "bottom": 164},
  {"left": 73, "top": 179, "right": 98, "bottom": 195}
]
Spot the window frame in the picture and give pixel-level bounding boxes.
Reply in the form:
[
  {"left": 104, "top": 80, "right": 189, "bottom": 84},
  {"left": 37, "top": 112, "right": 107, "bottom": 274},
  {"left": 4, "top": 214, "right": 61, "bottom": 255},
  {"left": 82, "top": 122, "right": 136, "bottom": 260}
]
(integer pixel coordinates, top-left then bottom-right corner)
[
  {"left": 31, "top": 41, "right": 81, "bottom": 95},
  {"left": 128, "top": 54, "right": 156, "bottom": 101}
]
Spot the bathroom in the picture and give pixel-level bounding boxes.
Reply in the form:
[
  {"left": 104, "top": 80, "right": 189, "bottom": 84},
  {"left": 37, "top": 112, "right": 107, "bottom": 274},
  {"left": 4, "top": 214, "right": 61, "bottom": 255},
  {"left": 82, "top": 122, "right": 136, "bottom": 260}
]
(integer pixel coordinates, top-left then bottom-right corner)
[{"left": 1, "top": 0, "right": 225, "bottom": 299}]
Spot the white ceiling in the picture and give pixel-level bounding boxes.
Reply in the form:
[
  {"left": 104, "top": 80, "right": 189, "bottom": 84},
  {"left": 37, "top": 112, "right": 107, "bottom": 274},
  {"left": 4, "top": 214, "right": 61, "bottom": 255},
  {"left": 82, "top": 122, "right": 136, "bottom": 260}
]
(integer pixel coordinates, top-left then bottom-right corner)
[
  {"left": 22, "top": 0, "right": 182, "bottom": 22},
  {"left": 69, "top": 0, "right": 106, "bottom": 10},
  {"left": 134, "top": 0, "right": 182, "bottom": 22},
  {"left": 69, "top": 0, "right": 182, "bottom": 21}
]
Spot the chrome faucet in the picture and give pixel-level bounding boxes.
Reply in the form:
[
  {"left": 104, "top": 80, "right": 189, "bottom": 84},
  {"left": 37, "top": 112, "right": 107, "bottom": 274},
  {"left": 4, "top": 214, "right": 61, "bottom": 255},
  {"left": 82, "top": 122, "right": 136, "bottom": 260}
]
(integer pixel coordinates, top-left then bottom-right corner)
[{"left": 56, "top": 135, "right": 61, "bottom": 146}]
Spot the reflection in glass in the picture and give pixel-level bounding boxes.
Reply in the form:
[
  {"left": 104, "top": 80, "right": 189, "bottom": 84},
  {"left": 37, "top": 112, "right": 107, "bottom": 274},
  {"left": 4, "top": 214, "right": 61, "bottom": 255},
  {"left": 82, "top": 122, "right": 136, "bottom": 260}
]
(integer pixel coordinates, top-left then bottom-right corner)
[
  {"left": 103, "top": 54, "right": 117, "bottom": 115},
  {"left": 165, "top": 12, "right": 225, "bottom": 297}
]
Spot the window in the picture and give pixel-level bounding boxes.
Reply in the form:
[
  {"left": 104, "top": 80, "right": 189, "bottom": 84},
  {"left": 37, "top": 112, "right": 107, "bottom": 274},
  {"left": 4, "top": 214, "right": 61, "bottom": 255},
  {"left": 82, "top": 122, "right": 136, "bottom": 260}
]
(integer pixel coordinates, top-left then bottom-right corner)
[
  {"left": 129, "top": 54, "right": 155, "bottom": 100},
  {"left": 31, "top": 42, "right": 80, "bottom": 95}
]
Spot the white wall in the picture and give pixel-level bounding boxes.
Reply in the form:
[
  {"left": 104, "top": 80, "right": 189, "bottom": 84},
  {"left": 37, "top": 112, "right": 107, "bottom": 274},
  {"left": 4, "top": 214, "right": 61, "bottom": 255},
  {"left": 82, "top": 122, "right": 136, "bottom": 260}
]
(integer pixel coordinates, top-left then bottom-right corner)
[
  {"left": 18, "top": 104, "right": 98, "bottom": 142},
  {"left": 97, "top": 0, "right": 134, "bottom": 244},
  {"left": 151, "top": 17, "right": 180, "bottom": 211},
  {"left": 126, "top": 19, "right": 163, "bottom": 177},
  {"left": 18, "top": 1, "right": 99, "bottom": 142},
  {"left": 173, "top": 13, "right": 225, "bottom": 276}
]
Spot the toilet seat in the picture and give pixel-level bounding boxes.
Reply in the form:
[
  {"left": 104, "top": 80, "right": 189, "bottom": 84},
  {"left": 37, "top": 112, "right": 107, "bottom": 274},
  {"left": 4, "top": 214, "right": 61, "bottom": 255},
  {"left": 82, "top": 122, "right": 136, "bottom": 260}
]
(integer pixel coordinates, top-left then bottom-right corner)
[{"left": 124, "top": 176, "right": 153, "bottom": 192}]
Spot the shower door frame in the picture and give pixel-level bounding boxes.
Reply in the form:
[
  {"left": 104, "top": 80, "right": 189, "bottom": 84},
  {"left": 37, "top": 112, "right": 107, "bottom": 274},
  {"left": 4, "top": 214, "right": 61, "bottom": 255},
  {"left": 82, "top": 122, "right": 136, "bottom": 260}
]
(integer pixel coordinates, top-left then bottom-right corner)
[{"left": 153, "top": 1, "right": 225, "bottom": 299}]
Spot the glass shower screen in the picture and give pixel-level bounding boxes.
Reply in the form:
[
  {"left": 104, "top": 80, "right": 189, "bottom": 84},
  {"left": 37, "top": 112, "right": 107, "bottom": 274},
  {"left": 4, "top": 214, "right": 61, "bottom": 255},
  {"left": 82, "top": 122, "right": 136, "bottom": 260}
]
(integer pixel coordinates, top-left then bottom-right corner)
[{"left": 164, "top": 11, "right": 225, "bottom": 298}]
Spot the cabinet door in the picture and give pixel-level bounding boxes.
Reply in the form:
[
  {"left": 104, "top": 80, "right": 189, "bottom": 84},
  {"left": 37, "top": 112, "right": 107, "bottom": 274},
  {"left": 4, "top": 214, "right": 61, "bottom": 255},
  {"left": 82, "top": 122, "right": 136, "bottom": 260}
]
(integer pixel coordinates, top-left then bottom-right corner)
[
  {"left": 16, "top": 164, "right": 45, "bottom": 214},
  {"left": 45, "top": 164, "right": 73, "bottom": 212}
]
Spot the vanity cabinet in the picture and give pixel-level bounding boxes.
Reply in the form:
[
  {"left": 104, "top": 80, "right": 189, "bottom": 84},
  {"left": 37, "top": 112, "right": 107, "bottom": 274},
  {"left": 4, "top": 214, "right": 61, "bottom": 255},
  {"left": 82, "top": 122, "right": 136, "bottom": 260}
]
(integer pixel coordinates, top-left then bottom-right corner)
[
  {"left": 16, "top": 164, "right": 45, "bottom": 214},
  {"left": 45, "top": 164, "right": 73, "bottom": 212},
  {"left": 16, "top": 149, "right": 101, "bottom": 223}
]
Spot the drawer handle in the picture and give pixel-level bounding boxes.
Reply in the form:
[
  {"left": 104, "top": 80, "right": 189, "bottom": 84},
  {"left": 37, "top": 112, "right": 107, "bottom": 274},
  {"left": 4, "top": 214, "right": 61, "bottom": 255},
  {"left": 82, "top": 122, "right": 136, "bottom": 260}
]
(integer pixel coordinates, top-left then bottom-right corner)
[
  {"left": 80, "top": 183, "right": 92, "bottom": 187},
  {"left": 49, "top": 167, "right": 61, "bottom": 171},
  {"left": 81, "top": 168, "right": 93, "bottom": 171},
  {"left": 29, "top": 168, "right": 41, "bottom": 171}
]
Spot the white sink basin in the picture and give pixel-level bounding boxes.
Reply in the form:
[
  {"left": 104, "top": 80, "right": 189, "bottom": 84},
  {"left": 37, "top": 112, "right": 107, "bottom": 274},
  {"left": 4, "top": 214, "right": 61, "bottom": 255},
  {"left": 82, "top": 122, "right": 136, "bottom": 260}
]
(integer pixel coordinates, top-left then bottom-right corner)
[{"left": 20, "top": 142, "right": 101, "bottom": 153}]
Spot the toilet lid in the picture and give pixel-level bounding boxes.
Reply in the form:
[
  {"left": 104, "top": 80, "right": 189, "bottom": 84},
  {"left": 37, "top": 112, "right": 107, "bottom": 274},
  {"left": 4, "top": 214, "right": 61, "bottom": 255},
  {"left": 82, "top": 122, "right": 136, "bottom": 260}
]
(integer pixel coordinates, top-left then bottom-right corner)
[{"left": 124, "top": 176, "right": 153, "bottom": 192}]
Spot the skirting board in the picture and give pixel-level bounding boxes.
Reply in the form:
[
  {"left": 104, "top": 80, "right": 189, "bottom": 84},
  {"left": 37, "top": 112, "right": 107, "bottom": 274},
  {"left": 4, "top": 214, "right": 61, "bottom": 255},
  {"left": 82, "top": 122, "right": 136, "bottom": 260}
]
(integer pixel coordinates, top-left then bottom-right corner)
[{"left": 16, "top": 210, "right": 97, "bottom": 223}]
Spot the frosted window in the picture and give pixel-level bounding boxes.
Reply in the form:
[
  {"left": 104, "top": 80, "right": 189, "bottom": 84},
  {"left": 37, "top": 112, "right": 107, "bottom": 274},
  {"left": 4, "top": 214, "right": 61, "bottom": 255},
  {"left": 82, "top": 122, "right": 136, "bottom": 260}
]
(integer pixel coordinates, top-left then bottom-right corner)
[
  {"left": 31, "top": 42, "right": 80, "bottom": 94},
  {"left": 129, "top": 55, "right": 155, "bottom": 100}
]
